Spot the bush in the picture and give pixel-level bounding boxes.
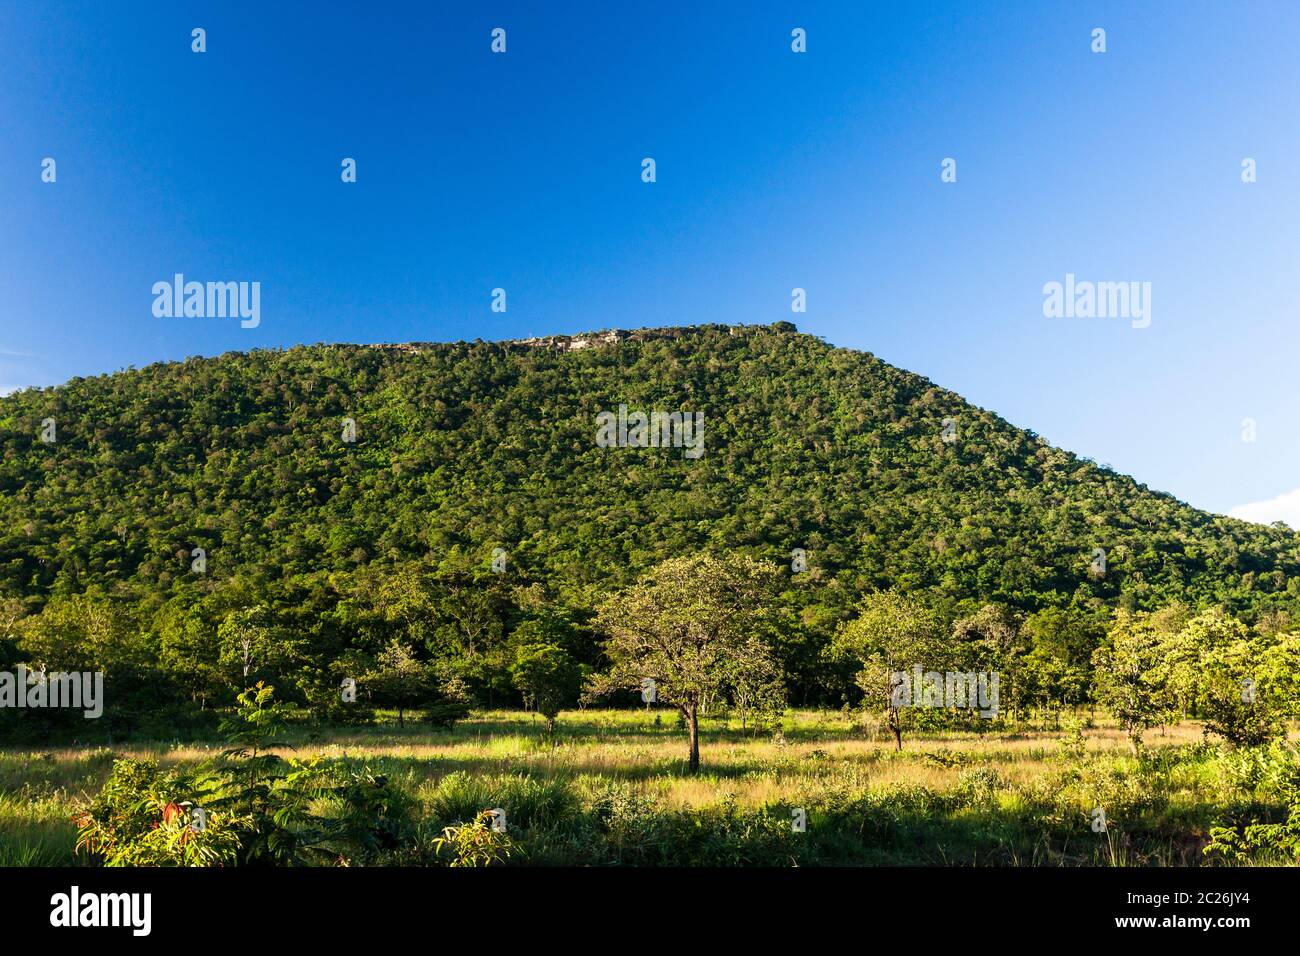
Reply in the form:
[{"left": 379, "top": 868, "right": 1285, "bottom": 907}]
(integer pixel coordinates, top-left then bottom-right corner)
[
  {"left": 74, "top": 758, "right": 243, "bottom": 867},
  {"left": 431, "top": 811, "right": 518, "bottom": 867},
  {"left": 75, "top": 685, "right": 427, "bottom": 867},
  {"left": 425, "top": 701, "right": 471, "bottom": 729},
  {"left": 1205, "top": 744, "right": 1300, "bottom": 864}
]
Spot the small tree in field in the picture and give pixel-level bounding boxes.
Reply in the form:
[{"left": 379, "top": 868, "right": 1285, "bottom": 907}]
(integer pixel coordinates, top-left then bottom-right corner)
[
  {"left": 365, "top": 639, "right": 433, "bottom": 727},
  {"left": 1198, "top": 637, "right": 1284, "bottom": 747},
  {"left": 832, "top": 590, "right": 945, "bottom": 750},
  {"left": 1154, "top": 605, "right": 1230, "bottom": 720},
  {"left": 1091, "top": 611, "right": 1172, "bottom": 753},
  {"left": 1259, "top": 631, "right": 1300, "bottom": 722},
  {"left": 590, "top": 554, "right": 781, "bottom": 773},
  {"left": 510, "top": 642, "right": 583, "bottom": 738}
]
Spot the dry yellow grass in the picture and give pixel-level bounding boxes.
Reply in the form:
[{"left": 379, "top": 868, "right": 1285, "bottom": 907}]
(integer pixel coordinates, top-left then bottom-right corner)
[
  {"left": 1, "top": 709, "right": 1216, "bottom": 811},
  {"left": 3, "top": 709, "right": 1292, "bottom": 866}
]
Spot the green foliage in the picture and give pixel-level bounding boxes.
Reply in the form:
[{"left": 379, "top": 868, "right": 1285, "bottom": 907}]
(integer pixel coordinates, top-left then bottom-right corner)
[
  {"left": 431, "top": 811, "right": 517, "bottom": 867},
  {"left": 424, "top": 699, "right": 472, "bottom": 729},
  {"left": 364, "top": 639, "right": 434, "bottom": 726},
  {"left": 195, "top": 683, "right": 334, "bottom": 865},
  {"left": 590, "top": 552, "right": 782, "bottom": 770},
  {"left": 74, "top": 758, "right": 243, "bottom": 867},
  {"left": 510, "top": 641, "right": 583, "bottom": 736},
  {"left": 22, "top": 708, "right": 1300, "bottom": 868},
  {"left": 4, "top": 324, "right": 1300, "bottom": 733},
  {"left": 833, "top": 589, "right": 945, "bottom": 749},
  {"left": 1198, "top": 637, "right": 1285, "bottom": 747},
  {"left": 1205, "top": 744, "right": 1300, "bottom": 864},
  {"left": 1091, "top": 611, "right": 1176, "bottom": 750},
  {"left": 74, "top": 684, "right": 424, "bottom": 866},
  {"left": 318, "top": 766, "right": 421, "bottom": 862}
]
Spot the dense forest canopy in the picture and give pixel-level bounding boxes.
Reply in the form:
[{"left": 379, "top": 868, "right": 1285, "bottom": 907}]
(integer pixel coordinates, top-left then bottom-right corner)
[
  {"left": 1, "top": 322, "right": 1297, "bottom": 728},
  {"left": 3, "top": 322, "right": 1295, "bottom": 609}
]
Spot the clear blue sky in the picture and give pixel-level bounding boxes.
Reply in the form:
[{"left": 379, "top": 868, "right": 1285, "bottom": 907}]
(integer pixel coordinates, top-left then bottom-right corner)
[{"left": 2, "top": 1, "right": 1297, "bottom": 521}]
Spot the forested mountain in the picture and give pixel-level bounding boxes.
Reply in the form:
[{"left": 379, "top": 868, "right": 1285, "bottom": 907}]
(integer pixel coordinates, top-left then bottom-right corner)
[
  {"left": 1, "top": 322, "right": 1297, "bottom": 722},
  {"left": 3, "top": 322, "right": 1294, "bottom": 610}
]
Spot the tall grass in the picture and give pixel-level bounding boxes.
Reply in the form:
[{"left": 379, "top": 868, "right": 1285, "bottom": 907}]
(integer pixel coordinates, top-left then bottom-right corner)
[{"left": 1, "top": 710, "right": 1294, "bottom": 866}]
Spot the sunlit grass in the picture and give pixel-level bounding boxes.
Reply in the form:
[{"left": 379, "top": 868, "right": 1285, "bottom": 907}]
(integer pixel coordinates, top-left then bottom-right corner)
[{"left": 0, "top": 709, "right": 1291, "bottom": 866}]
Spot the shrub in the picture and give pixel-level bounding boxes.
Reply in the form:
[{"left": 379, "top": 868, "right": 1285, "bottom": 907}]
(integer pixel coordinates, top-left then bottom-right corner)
[
  {"left": 425, "top": 700, "right": 471, "bottom": 729},
  {"left": 75, "top": 684, "right": 425, "bottom": 867},
  {"left": 431, "top": 811, "right": 517, "bottom": 867},
  {"left": 1205, "top": 744, "right": 1300, "bottom": 864},
  {"left": 74, "top": 758, "right": 243, "bottom": 867}
]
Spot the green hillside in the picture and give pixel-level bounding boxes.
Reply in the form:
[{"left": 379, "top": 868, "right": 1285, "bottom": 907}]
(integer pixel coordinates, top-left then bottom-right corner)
[
  {"left": 1, "top": 322, "right": 1296, "bottom": 726},
  {"left": 2, "top": 322, "right": 1293, "bottom": 610}
]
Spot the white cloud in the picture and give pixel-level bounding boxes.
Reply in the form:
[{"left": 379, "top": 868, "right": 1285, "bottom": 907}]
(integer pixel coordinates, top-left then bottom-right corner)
[{"left": 1229, "top": 488, "right": 1300, "bottom": 527}]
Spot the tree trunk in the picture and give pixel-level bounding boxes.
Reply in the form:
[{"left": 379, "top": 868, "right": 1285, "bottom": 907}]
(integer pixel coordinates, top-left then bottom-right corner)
[
  {"left": 687, "top": 704, "right": 700, "bottom": 773},
  {"left": 887, "top": 707, "right": 902, "bottom": 751}
]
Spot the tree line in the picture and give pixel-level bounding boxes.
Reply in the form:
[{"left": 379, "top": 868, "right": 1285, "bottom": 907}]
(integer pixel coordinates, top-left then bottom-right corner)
[{"left": 5, "top": 552, "right": 1299, "bottom": 770}]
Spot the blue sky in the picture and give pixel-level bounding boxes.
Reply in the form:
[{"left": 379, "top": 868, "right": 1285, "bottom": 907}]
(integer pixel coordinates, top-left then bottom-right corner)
[{"left": 2, "top": 1, "right": 1298, "bottom": 522}]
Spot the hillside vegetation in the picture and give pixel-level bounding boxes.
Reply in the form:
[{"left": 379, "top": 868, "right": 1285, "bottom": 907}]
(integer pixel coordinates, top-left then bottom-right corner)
[
  {"left": 4, "top": 323, "right": 1297, "bottom": 606},
  {"left": 1, "top": 322, "right": 1297, "bottom": 732}
]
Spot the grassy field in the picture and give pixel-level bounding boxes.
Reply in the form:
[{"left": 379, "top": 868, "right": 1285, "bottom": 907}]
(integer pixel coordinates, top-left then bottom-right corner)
[{"left": 1, "top": 709, "right": 1294, "bottom": 866}]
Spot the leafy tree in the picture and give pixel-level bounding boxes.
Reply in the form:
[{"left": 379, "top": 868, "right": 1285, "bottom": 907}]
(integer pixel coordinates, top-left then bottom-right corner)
[
  {"left": 17, "top": 591, "right": 147, "bottom": 676},
  {"left": 1198, "top": 637, "right": 1284, "bottom": 747},
  {"left": 11, "top": 590, "right": 160, "bottom": 736},
  {"left": 427, "top": 659, "right": 474, "bottom": 721},
  {"left": 590, "top": 553, "right": 781, "bottom": 772},
  {"left": 1157, "top": 606, "right": 1236, "bottom": 720},
  {"left": 1022, "top": 606, "right": 1105, "bottom": 712},
  {"left": 0, "top": 597, "right": 28, "bottom": 670},
  {"left": 510, "top": 641, "right": 583, "bottom": 737},
  {"left": 951, "top": 604, "right": 1025, "bottom": 718},
  {"left": 216, "top": 606, "right": 298, "bottom": 692},
  {"left": 1258, "top": 631, "right": 1300, "bottom": 721},
  {"left": 1091, "top": 611, "right": 1174, "bottom": 752},
  {"left": 833, "top": 590, "right": 945, "bottom": 750},
  {"left": 156, "top": 599, "right": 223, "bottom": 708},
  {"left": 364, "top": 639, "right": 434, "bottom": 727}
]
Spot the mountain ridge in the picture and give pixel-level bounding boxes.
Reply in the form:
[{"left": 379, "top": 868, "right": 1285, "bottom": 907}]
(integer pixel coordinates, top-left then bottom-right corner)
[{"left": 1, "top": 321, "right": 1296, "bottom": 620}]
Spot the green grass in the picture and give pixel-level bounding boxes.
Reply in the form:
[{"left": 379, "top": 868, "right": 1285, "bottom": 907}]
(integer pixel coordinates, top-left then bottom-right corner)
[{"left": 1, "top": 709, "right": 1295, "bottom": 866}]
